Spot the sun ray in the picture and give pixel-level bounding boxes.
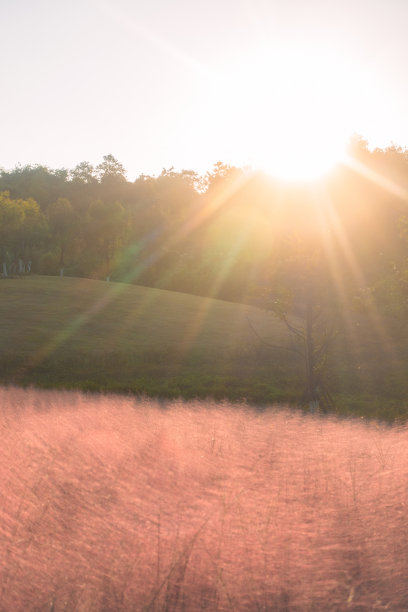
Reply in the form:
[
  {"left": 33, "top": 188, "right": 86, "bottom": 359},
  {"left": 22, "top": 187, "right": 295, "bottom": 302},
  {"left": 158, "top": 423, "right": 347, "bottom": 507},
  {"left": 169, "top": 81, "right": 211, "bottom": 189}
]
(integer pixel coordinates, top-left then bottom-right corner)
[
  {"left": 344, "top": 155, "right": 408, "bottom": 201},
  {"left": 13, "top": 283, "right": 129, "bottom": 380},
  {"left": 311, "top": 183, "right": 398, "bottom": 362}
]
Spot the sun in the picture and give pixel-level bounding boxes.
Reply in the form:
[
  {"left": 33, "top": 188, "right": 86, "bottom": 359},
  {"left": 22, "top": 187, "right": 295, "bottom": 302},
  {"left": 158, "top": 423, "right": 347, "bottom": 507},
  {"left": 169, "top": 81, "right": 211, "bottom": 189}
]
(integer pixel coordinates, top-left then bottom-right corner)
[
  {"left": 254, "top": 128, "right": 348, "bottom": 182},
  {"left": 244, "top": 46, "right": 351, "bottom": 182},
  {"left": 211, "top": 43, "right": 353, "bottom": 182}
]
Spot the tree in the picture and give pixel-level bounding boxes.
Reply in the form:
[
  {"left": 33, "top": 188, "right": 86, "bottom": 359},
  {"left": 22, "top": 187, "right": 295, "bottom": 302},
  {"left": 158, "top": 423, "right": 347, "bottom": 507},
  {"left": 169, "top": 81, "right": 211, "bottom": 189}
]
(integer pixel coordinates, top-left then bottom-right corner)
[
  {"left": 14, "top": 197, "right": 46, "bottom": 270},
  {"left": 124, "top": 168, "right": 202, "bottom": 291},
  {"left": 374, "top": 214, "right": 408, "bottom": 318},
  {"left": 70, "top": 161, "right": 97, "bottom": 185},
  {"left": 0, "top": 192, "right": 44, "bottom": 276},
  {"left": 86, "top": 199, "right": 127, "bottom": 281},
  {"left": 258, "top": 233, "right": 339, "bottom": 411},
  {"left": 96, "top": 155, "right": 126, "bottom": 183},
  {"left": 0, "top": 165, "right": 68, "bottom": 210},
  {"left": 47, "top": 198, "right": 78, "bottom": 277},
  {"left": 0, "top": 192, "right": 25, "bottom": 276}
]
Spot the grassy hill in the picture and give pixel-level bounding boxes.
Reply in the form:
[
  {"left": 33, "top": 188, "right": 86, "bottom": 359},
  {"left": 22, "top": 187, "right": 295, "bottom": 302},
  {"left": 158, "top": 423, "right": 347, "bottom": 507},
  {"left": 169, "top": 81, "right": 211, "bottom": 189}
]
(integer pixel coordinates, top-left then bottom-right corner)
[{"left": 1, "top": 275, "right": 408, "bottom": 419}]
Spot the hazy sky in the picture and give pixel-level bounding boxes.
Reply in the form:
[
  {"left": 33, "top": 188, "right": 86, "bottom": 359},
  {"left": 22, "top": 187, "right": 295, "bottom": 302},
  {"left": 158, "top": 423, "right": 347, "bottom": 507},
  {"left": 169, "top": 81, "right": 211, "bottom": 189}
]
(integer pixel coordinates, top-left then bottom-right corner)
[{"left": 2, "top": 0, "right": 408, "bottom": 180}]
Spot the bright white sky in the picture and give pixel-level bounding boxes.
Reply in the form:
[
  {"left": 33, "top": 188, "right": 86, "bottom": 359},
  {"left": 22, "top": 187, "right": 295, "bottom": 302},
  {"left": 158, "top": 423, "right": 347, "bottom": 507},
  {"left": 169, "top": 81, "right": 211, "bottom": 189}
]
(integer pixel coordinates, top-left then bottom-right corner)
[{"left": 2, "top": 0, "right": 408, "bottom": 180}]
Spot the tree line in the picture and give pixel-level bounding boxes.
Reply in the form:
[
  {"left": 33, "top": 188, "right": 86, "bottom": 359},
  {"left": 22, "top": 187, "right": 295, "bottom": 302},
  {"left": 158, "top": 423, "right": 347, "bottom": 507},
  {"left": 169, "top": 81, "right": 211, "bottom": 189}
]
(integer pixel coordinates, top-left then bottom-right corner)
[{"left": 1, "top": 143, "right": 407, "bottom": 306}]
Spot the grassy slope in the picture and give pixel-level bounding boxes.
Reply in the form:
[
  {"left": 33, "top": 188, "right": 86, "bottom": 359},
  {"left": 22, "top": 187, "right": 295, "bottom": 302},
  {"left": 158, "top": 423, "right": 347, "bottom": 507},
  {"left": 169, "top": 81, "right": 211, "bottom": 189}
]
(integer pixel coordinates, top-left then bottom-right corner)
[
  {"left": 0, "top": 276, "right": 298, "bottom": 402},
  {"left": 1, "top": 275, "right": 408, "bottom": 418}
]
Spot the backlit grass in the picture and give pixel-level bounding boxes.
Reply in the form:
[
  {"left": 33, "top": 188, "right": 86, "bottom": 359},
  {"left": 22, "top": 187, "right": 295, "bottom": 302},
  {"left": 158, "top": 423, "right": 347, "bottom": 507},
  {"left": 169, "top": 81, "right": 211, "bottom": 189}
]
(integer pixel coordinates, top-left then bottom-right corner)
[{"left": 1, "top": 386, "right": 408, "bottom": 610}]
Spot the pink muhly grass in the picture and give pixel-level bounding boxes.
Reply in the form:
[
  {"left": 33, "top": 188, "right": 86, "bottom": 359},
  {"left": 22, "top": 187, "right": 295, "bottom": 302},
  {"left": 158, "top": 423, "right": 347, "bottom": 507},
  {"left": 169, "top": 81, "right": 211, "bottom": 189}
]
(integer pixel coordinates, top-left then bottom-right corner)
[{"left": 0, "top": 386, "right": 408, "bottom": 610}]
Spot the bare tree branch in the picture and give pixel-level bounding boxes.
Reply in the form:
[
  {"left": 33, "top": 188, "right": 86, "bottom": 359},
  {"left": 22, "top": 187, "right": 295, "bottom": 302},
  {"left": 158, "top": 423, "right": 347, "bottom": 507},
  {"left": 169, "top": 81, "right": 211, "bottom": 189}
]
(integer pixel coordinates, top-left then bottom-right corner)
[
  {"left": 246, "top": 316, "right": 304, "bottom": 357},
  {"left": 281, "top": 313, "right": 305, "bottom": 340}
]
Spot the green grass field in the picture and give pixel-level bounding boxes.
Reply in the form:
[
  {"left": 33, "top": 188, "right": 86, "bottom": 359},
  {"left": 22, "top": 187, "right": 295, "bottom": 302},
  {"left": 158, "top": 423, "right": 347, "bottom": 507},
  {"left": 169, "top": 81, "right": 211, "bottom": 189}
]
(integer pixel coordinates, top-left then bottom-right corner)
[{"left": 1, "top": 275, "right": 408, "bottom": 420}]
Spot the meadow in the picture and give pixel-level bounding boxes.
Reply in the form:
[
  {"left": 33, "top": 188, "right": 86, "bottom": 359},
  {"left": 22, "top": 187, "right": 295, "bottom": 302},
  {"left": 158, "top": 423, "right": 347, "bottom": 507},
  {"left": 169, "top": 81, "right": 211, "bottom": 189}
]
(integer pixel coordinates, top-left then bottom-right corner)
[
  {"left": 1, "top": 275, "right": 408, "bottom": 420},
  {"left": 0, "top": 275, "right": 293, "bottom": 404},
  {"left": 1, "top": 385, "right": 408, "bottom": 611}
]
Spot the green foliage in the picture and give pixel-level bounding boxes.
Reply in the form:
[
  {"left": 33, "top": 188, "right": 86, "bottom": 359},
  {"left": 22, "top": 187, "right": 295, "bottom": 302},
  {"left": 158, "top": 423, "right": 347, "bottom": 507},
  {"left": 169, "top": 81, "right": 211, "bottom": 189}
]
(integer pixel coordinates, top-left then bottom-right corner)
[
  {"left": 70, "top": 161, "right": 97, "bottom": 184},
  {"left": 0, "top": 164, "right": 69, "bottom": 209},
  {"left": 47, "top": 197, "right": 78, "bottom": 271},
  {"left": 0, "top": 146, "right": 406, "bottom": 304},
  {"left": 0, "top": 191, "right": 25, "bottom": 239},
  {"left": 0, "top": 191, "right": 46, "bottom": 274},
  {"left": 96, "top": 154, "right": 127, "bottom": 183}
]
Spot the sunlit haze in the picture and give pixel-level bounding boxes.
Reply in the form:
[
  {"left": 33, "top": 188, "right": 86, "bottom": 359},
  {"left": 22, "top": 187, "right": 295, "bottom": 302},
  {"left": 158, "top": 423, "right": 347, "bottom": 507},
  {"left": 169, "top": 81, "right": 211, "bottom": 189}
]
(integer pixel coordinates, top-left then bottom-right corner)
[{"left": 2, "top": 0, "right": 408, "bottom": 180}]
